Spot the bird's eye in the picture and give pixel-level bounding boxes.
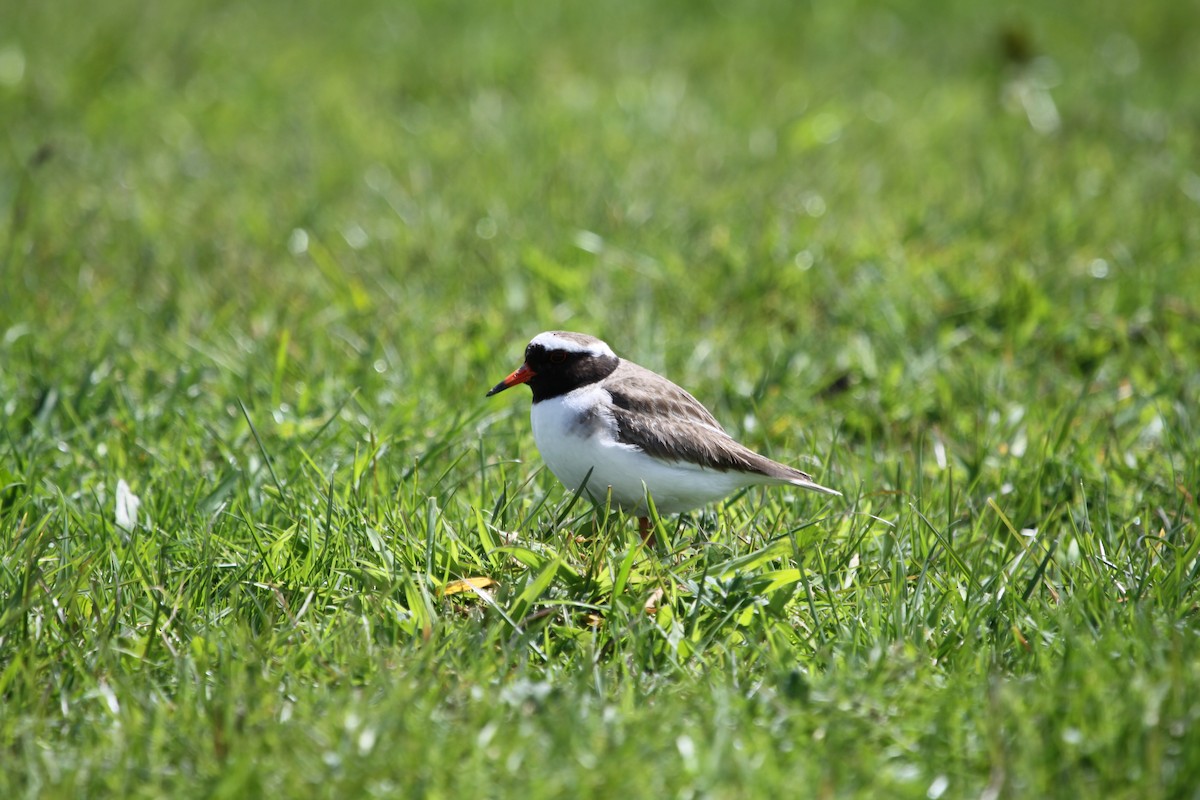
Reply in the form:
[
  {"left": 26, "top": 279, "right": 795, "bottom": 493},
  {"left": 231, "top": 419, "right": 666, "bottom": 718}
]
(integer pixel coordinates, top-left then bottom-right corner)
[{"left": 549, "top": 351, "right": 568, "bottom": 364}]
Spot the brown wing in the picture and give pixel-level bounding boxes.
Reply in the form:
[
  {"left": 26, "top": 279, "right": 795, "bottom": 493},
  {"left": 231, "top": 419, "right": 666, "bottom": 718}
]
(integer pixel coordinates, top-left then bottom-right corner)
[{"left": 603, "top": 361, "right": 816, "bottom": 483}]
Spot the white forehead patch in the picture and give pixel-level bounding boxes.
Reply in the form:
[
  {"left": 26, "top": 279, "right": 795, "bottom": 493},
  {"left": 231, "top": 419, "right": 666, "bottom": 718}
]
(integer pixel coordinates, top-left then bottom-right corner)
[{"left": 529, "top": 331, "right": 615, "bottom": 358}]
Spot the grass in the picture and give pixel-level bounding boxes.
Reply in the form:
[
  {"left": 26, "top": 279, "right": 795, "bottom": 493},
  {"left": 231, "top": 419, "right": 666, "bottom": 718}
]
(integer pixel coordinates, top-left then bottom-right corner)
[{"left": 2, "top": 0, "right": 1199, "bottom": 796}]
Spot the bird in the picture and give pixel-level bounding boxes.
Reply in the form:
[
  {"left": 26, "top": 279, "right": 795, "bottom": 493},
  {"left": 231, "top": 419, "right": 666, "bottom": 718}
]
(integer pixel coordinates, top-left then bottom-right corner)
[{"left": 486, "top": 331, "right": 840, "bottom": 544}]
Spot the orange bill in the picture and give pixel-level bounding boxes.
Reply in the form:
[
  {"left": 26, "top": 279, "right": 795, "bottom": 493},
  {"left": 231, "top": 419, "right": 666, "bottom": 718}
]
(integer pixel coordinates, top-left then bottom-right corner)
[{"left": 486, "top": 363, "right": 535, "bottom": 396}]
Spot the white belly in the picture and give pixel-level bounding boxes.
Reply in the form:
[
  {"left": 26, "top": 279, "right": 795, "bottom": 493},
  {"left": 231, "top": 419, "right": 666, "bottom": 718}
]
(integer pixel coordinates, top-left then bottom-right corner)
[{"left": 530, "top": 387, "right": 762, "bottom": 515}]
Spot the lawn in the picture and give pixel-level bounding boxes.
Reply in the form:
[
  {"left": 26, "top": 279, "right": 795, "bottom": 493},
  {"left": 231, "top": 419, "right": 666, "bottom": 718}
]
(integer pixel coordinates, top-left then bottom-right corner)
[{"left": 2, "top": 0, "right": 1199, "bottom": 797}]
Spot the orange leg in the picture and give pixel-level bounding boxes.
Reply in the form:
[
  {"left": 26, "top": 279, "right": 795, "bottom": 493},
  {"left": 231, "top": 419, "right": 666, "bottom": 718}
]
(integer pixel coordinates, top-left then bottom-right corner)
[{"left": 638, "top": 516, "right": 657, "bottom": 548}]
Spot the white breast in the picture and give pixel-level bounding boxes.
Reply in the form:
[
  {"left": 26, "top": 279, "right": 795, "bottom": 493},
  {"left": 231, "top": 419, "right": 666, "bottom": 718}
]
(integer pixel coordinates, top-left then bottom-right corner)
[{"left": 529, "top": 386, "right": 767, "bottom": 515}]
